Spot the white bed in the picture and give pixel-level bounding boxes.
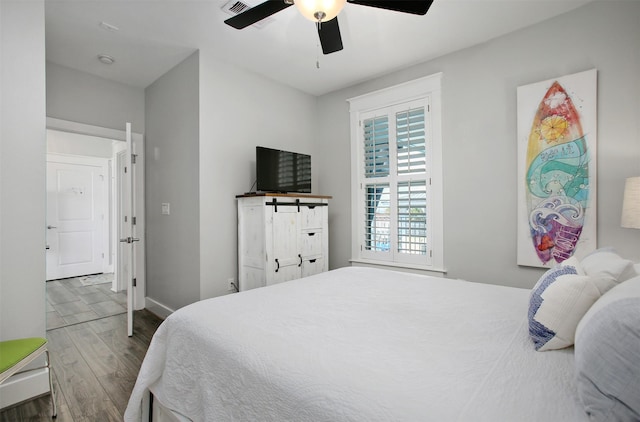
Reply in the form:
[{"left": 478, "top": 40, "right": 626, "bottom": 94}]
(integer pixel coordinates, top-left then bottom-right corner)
[{"left": 124, "top": 266, "right": 588, "bottom": 421}]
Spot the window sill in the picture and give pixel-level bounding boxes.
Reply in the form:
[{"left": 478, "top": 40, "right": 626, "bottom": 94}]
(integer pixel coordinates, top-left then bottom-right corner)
[{"left": 349, "top": 258, "right": 447, "bottom": 275}]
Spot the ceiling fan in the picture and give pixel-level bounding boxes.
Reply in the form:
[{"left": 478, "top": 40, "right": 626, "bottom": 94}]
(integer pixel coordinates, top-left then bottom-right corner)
[{"left": 224, "top": 0, "right": 434, "bottom": 55}]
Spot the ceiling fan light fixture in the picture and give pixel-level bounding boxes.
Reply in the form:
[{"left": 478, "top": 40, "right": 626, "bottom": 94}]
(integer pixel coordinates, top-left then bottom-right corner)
[{"left": 294, "top": 0, "right": 346, "bottom": 22}]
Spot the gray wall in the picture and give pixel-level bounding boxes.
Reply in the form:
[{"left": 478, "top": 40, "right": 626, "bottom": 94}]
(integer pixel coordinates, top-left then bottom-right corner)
[
  {"left": 144, "top": 52, "right": 201, "bottom": 310},
  {"left": 0, "top": 0, "right": 46, "bottom": 342},
  {"left": 317, "top": 0, "right": 640, "bottom": 289},
  {"left": 47, "top": 61, "right": 145, "bottom": 134},
  {"left": 198, "top": 51, "right": 318, "bottom": 300},
  {"left": 0, "top": 0, "right": 47, "bottom": 405}
]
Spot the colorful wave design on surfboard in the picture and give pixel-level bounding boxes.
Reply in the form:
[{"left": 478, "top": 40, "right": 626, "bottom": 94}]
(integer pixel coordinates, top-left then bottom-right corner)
[{"left": 525, "top": 81, "right": 589, "bottom": 265}]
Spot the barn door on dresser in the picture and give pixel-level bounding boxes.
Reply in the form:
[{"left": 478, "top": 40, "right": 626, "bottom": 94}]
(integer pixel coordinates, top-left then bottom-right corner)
[{"left": 269, "top": 206, "right": 301, "bottom": 284}]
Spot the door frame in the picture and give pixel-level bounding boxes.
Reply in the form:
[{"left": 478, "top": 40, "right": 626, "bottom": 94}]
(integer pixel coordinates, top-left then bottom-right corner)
[
  {"left": 46, "top": 117, "right": 146, "bottom": 311},
  {"left": 115, "top": 148, "right": 127, "bottom": 292}
]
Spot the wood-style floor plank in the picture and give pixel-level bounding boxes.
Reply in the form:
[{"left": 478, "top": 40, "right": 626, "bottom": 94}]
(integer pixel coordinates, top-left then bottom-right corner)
[
  {"left": 132, "top": 311, "right": 163, "bottom": 345},
  {"left": 47, "top": 329, "right": 122, "bottom": 420},
  {"left": 93, "top": 320, "right": 151, "bottom": 368},
  {"left": 1, "top": 310, "right": 163, "bottom": 421},
  {"left": 65, "top": 324, "right": 137, "bottom": 377}
]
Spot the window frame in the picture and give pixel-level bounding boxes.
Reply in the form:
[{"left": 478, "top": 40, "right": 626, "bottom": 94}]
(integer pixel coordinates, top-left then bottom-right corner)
[{"left": 348, "top": 73, "right": 444, "bottom": 272}]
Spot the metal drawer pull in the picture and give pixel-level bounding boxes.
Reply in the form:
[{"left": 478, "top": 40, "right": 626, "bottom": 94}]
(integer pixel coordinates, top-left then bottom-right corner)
[
  {"left": 275, "top": 258, "right": 280, "bottom": 272},
  {"left": 309, "top": 259, "right": 317, "bottom": 263},
  {"left": 307, "top": 232, "right": 315, "bottom": 236},
  {"left": 298, "top": 254, "right": 302, "bottom": 267}
]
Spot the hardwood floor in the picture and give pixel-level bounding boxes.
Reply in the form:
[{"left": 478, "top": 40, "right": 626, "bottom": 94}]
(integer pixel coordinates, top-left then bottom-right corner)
[{"left": 0, "top": 310, "right": 163, "bottom": 422}]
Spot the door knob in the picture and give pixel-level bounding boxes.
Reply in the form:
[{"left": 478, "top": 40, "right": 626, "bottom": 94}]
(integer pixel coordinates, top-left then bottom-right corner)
[{"left": 119, "top": 237, "right": 140, "bottom": 244}]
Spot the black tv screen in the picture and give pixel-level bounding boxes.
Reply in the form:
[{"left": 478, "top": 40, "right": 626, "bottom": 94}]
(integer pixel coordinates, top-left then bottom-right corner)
[{"left": 256, "top": 146, "right": 311, "bottom": 193}]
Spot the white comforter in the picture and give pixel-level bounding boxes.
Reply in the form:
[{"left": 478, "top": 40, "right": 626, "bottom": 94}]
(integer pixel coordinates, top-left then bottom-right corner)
[{"left": 125, "top": 267, "right": 587, "bottom": 421}]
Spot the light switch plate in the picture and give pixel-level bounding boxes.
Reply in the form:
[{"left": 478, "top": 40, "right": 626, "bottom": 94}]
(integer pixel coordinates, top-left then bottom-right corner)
[{"left": 161, "top": 203, "right": 170, "bottom": 215}]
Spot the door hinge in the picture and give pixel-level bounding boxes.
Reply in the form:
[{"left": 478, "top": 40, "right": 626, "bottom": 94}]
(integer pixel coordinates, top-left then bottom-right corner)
[
  {"left": 132, "top": 278, "right": 137, "bottom": 287},
  {"left": 132, "top": 216, "right": 137, "bottom": 225},
  {"left": 124, "top": 166, "right": 127, "bottom": 174},
  {"left": 430, "top": 250, "right": 433, "bottom": 258},
  {"left": 132, "top": 154, "right": 137, "bottom": 164},
  {"left": 124, "top": 216, "right": 128, "bottom": 222}
]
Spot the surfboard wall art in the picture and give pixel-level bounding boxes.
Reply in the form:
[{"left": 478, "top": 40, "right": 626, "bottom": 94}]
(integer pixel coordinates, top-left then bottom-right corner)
[{"left": 517, "top": 69, "right": 597, "bottom": 268}]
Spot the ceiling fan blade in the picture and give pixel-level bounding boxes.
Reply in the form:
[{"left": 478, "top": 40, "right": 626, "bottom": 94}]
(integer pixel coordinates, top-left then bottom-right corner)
[
  {"left": 317, "top": 17, "right": 343, "bottom": 55},
  {"left": 346, "top": 0, "right": 433, "bottom": 15},
  {"left": 224, "top": 0, "right": 293, "bottom": 29}
]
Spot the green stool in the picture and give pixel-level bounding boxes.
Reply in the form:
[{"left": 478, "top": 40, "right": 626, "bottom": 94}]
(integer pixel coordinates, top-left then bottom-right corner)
[{"left": 0, "top": 337, "right": 57, "bottom": 418}]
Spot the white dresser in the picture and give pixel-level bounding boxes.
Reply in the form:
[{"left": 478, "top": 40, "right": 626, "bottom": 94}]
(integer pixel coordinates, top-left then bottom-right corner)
[{"left": 237, "top": 193, "right": 330, "bottom": 291}]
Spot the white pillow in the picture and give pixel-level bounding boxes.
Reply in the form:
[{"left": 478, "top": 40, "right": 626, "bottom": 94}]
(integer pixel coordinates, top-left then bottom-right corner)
[
  {"left": 575, "top": 275, "right": 640, "bottom": 420},
  {"left": 560, "top": 256, "right": 585, "bottom": 275},
  {"left": 528, "top": 259, "right": 601, "bottom": 351},
  {"left": 580, "top": 248, "right": 635, "bottom": 294}
]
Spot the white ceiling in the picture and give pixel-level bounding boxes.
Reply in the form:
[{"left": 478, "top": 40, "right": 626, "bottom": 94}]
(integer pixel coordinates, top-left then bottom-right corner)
[{"left": 45, "top": 0, "right": 597, "bottom": 96}]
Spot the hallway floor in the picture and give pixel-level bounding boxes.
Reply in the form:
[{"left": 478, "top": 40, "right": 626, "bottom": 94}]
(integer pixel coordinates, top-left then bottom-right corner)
[{"left": 46, "top": 274, "right": 128, "bottom": 330}]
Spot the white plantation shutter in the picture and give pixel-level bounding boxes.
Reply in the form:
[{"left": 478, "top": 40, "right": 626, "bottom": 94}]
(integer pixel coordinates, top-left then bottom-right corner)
[
  {"left": 364, "top": 183, "right": 390, "bottom": 252},
  {"left": 359, "top": 101, "right": 431, "bottom": 265},
  {"left": 396, "top": 108, "right": 426, "bottom": 175},
  {"left": 397, "top": 180, "right": 427, "bottom": 255},
  {"left": 363, "top": 115, "right": 391, "bottom": 253},
  {"left": 349, "top": 73, "right": 443, "bottom": 271},
  {"left": 363, "top": 116, "right": 390, "bottom": 178},
  {"left": 396, "top": 107, "right": 428, "bottom": 258}
]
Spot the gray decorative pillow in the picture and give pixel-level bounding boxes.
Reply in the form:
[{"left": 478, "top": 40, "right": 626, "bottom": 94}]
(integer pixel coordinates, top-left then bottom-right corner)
[{"left": 574, "top": 275, "right": 640, "bottom": 421}]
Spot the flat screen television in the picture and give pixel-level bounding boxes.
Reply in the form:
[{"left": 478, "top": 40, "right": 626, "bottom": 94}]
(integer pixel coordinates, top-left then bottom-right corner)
[{"left": 256, "top": 146, "right": 311, "bottom": 193}]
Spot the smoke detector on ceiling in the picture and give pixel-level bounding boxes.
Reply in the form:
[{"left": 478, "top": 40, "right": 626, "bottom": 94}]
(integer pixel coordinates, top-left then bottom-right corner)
[
  {"left": 221, "top": 0, "right": 275, "bottom": 28},
  {"left": 97, "top": 54, "right": 115, "bottom": 65}
]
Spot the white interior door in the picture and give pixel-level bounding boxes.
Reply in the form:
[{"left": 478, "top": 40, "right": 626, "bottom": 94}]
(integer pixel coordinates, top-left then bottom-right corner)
[
  {"left": 46, "top": 156, "right": 107, "bottom": 280},
  {"left": 115, "top": 150, "right": 128, "bottom": 293},
  {"left": 117, "top": 122, "right": 137, "bottom": 337}
]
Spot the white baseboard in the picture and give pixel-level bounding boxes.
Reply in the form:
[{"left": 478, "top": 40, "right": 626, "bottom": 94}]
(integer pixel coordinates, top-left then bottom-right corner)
[
  {"left": 145, "top": 297, "right": 174, "bottom": 319},
  {"left": 0, "top": 369, "right": 50, "bottom": 410}
]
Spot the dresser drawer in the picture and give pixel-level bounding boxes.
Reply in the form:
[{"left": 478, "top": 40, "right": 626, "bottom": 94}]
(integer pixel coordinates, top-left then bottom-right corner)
[
  {"left": 301, "top": 257, "right": 324, "bottom": 278},
  {"left": 301, "top": 204, "right": 325, "bottom": 229},
  {"left": 301, "top": 230, "right": 323, "bottom": 257}
]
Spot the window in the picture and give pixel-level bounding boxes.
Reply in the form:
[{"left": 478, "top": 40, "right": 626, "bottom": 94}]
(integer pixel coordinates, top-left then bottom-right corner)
[{"left": 348, "top": 74, "right": 443, "bottom": 271}]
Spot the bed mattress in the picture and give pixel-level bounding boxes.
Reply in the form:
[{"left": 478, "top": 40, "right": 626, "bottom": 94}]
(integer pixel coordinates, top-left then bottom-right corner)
[{"left": 125, "top": 266, "right": 587, "bottom": 421}]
